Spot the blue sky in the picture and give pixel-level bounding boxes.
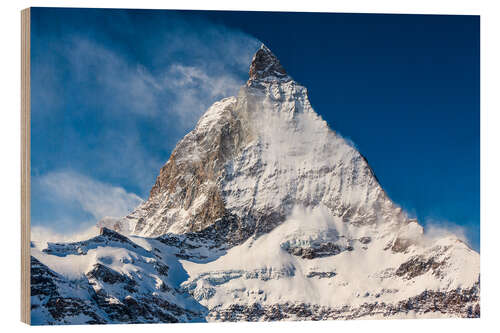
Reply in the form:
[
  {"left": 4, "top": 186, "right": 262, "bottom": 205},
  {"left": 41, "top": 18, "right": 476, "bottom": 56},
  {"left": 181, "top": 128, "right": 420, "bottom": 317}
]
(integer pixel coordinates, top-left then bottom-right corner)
[{"left": 30, "top": 8, "right": 479, "bottom": 250}]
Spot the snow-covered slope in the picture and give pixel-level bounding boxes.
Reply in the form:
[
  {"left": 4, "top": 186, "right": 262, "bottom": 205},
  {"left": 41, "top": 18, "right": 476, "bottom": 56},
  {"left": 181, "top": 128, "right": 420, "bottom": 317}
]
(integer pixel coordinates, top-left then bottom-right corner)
[
  {"left": 181, "top": 206, "right": 479, "bottom": 320},
  {"left": 32, "top": 45, "right": 479, "bottom": 324},
  {"left": 31, "top": 228, "right": 207, "bottom": 324}
]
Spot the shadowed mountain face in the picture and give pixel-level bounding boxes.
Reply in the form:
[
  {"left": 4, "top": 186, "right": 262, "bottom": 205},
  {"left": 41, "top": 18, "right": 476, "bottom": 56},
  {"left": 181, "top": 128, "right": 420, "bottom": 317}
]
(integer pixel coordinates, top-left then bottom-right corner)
[{"left": 32, "top": 45, "right": 479, "bottom": 324}]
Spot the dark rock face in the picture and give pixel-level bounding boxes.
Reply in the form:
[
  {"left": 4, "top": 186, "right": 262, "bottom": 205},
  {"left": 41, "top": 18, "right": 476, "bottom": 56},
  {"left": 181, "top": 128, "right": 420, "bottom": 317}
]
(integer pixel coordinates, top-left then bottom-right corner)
[
  {"left": 31, "top": 257, "right": 60, "bottom": 297},
  {"left": 140, "top": 98, "right": 249, "bottom": 238},
  {"left": 45, "top": 297, "right": 104, "bottom": 324},
  {"left": 395, "top": 256, "right": 447, "bottom": 280},
  {"left": 89, "top": 291, "right": 193, "bottom": 324},
  {"left": 155, "top": 213, "right": 254, "bottom": 257},
  {"left": 283, "top": 242, "right": 353, "bottom": 259},
  {"left": 148, "top": 101, "right": 246, "bottom": 203},
  {"left": 359, "top": 237, "right": 372, "bottom": 244},
  {"left": 208, "top": 283, "right": 480, "bottom": 321},
  {"left": 31, "top": 257, "right": 106, "bottom": 324},
  {"left": 248, "top": 45, "right": 289, "bottom": 81},
  {"left": 99, "top": 227, "right": 133, "bottom": 243},
  {"left": 306, "top": 271, "right": 337, "bottom": 279},
  {"left": 86, "top": 263, "right": 138, "bottom": 291},
  {"left": 386, "top": 237, "right": 414, "bottom": 253}
]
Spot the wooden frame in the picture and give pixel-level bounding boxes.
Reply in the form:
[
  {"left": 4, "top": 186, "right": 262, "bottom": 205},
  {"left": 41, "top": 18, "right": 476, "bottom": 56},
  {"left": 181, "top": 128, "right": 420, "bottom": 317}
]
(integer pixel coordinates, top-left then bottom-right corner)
[{"left": 21, "top": 7, "right": 31, "bottom": 325}]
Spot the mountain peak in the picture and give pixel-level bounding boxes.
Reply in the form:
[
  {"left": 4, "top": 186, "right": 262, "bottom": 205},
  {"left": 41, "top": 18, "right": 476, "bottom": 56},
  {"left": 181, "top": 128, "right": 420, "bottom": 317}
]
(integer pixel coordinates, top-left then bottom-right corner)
[{"left": 248, "top": 44, "right": 290, "bottom": 82}]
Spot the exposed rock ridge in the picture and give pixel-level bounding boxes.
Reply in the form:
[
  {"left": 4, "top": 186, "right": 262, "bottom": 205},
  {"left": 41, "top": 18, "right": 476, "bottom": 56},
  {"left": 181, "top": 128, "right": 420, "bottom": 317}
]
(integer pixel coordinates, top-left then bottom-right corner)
[
  {"left": 248, "top": 44, "right": 291, "bottom": 82},
  {"left": 207, "top": 283, "right": 480, "bottom": 321}
]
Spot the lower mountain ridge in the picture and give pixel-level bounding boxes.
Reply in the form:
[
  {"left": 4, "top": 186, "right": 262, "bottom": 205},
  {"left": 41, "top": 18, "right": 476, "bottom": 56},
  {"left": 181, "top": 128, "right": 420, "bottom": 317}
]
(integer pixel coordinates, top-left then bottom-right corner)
[
  {"left": 31, "top": 45, "right": 479, "bottom": 324},
  {"left": 31, "top": 221, "right": 479, "bottom": 324}
]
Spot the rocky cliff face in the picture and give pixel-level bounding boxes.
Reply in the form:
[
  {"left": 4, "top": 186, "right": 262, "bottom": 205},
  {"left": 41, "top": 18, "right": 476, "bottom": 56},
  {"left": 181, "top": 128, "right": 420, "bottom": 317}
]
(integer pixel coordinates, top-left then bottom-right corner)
[{"left": 32, "top": 45, "right": 479, "bottom": 324}]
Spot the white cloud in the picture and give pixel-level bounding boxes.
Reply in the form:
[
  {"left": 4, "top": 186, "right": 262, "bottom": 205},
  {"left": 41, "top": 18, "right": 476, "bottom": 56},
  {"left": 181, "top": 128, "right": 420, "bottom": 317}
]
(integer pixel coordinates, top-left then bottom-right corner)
[
  {"left": 62, "top": 30, "right": 259, "bottom": 129},
  {"left": 68, "top": 38, "right": 161, "bottom": 117},
  {"left": 31, "top": 225, "right": 100, "bottom": 249},
  {"left": 38, "top": 170, "right": 143, "bottom": 221}
]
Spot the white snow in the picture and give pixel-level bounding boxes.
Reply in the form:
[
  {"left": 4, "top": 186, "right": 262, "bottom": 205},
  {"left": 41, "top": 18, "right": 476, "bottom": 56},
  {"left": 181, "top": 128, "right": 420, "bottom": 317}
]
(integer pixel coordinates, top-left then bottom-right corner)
[{"left": 181, "top": 204, "right": 479, "bottom": 310}]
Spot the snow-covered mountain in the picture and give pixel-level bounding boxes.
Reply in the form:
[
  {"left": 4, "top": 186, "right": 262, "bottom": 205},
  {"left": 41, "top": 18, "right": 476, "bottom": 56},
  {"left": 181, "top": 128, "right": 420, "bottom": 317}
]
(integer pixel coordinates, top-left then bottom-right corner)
[{"left": 31, "top": 45, "right": 480, "bottom": 324}]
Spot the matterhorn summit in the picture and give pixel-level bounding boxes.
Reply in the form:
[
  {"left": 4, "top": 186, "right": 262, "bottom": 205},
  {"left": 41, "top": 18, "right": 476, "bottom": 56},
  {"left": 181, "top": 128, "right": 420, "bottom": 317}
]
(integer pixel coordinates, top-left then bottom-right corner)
[
  {"left": 32, "top": 45, "right": 479, "bottom": 324},
  {"left": 104, "top": 44, "right": 409, "bottom": 244},
  {"left": 248, "top": 44, "right": 291, "bottom": 82}
]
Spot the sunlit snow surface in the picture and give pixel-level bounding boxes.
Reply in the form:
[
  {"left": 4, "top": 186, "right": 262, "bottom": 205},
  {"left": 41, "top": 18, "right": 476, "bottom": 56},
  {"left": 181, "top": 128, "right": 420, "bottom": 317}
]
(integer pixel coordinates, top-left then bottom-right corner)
[{"left": 181, "top": 205, "right": 478, "bottom": 310}]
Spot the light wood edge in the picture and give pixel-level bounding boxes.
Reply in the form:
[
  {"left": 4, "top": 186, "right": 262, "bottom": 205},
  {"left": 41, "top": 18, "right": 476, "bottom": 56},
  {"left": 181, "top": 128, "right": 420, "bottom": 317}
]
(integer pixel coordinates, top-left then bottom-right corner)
[{"left": 21, "top": 7, "right": 31, "bottom": 325}]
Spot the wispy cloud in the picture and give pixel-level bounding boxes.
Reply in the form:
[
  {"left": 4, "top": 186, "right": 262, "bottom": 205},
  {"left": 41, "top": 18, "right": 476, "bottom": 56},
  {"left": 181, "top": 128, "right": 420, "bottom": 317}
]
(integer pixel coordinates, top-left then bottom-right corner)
[
  {"left": 37, "top": 170, "right": 143, "bottom": 221},
  {"left": 38, "top": 20, "right": 260, "bottom": 126},
  {"left": 422, "top": 218, "right": 469, "bottom": 245},
  {"left": 65, "top": 38, "right": 161, "bottom": 117},
  {"left": 31, "top": 225, "right": 100, "bottom": 249}
]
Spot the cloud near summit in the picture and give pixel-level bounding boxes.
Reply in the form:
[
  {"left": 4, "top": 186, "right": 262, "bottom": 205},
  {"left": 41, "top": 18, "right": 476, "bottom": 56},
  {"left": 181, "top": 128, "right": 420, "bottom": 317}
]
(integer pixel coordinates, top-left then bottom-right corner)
[{"left": 31, "top": 12, "right": 261, "bottom": 225}]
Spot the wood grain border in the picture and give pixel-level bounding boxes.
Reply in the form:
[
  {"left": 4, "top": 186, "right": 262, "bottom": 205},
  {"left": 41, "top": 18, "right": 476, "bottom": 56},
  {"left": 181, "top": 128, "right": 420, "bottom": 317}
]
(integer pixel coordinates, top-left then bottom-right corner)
[{"left": 21, "top": 7, "right": 31, "bottom": 325}]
